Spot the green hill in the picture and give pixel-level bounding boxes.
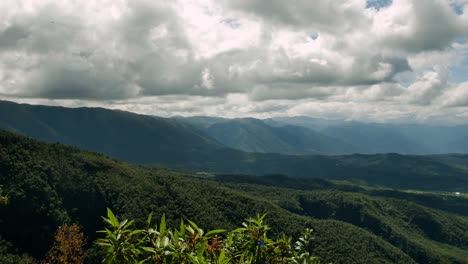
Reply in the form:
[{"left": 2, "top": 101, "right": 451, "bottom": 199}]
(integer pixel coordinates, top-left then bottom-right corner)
[
  {"left": 0, "top": 131, "right": 467, "bottom": 263},
  {"left": 0, "top": 100, "right": 224, "bottom": 165},
  {"left": 1, "top": 101, "right": 468, "bottom": 192},
  {"left": 178, "top": 117, "right": 355, "bottom": 155}
]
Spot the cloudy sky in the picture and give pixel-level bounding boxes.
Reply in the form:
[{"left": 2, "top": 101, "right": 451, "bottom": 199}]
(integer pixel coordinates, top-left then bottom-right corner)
[{"left": 1, "top": 0, "right": 468, "bottom": 123}]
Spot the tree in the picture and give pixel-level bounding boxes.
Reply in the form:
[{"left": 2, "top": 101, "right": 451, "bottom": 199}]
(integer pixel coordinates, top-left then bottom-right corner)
[
  {"left": 0, "top": 186, "right": 8, "bottom": 206},
  {"left": 42, "top": 224, "right": 86, "bottom": 264}
]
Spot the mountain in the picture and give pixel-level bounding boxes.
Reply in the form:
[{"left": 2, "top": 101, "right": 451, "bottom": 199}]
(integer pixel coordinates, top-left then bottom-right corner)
[
  {"left": 270, "top": 116, "right": 468, "bottom": 154},
  {"left": 180, "top": 115, "right": 468, "bottom": 155},
  {"left": 0, "top": 100, "right": 225, "bottom": 165},
  {"left": 178, "top": 117, "right": 354, "bottom": 155},
  {"left": 173, "top": 115, "right": 228, "bottom": 129},
  {"left": 0, "top": 131, "right": 467, "bottom": 263},
  {"left": 320, "top": 122, "right": 427, "bottom": 154},
  {"left": 1, "top": 100, "right": 468, "bottom": 192},
  {"left": 267, "top": 116, "right": 346, "bottom": 130}
]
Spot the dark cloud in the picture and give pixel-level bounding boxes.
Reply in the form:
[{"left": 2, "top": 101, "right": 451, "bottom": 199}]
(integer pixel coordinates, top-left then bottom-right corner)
[
  {"left": 23, "top": 56, "right": 137, "bottom": 100},
  {"left": 0, "top": 25, "right": 29, "bottom": 49},
  {"left": 380, "top": 0, "right": 468, "bottom": 53},
  {"left": 220, "top": 0, "right": 367, "bottom": 33}
]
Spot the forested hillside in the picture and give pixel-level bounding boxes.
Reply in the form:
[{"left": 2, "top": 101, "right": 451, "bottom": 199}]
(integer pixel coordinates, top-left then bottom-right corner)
[
  {"left": 0, "top": 131, "right": 467, "bottom": 263},
  {"left": 1, "top": 101, "right": 468, "bottom": 192},
  {"left": 176, "top": 117, "right": 355, "bottom": 155},
  {"left": 0, "top": 100, "right": 225, "bottom": 164}
]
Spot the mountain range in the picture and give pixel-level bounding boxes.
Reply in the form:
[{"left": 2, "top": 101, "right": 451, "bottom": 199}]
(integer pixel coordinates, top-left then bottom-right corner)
[
  {"left": 179, "top": 115, "right": 468, "bottom": 155},
  {"left": 176, "top": 116, "right": 355, "bottom": 155},
  {"left": 1, "top": 100, "right": 468, "bottom": 192}
]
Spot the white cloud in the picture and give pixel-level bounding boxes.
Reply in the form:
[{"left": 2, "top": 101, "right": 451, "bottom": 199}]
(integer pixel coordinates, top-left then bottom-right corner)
[
  {"left": 405, "top": 67, "right": 449, "bottom": 105},
  {"left": 0, "top": 0, "right": 467, "bottom": 123},
  {"left": 440, "top": 81, "right": 468, "bottom": 107},
  {"left": 201, "top": 68, "right": 214, "bottom": 89}
]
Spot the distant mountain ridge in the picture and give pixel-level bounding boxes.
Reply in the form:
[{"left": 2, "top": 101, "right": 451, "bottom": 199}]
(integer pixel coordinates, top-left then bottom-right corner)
[
  {"left": 1, "top": 100, "right": 468, "bottom": 192},
  {"left": 176, "top": 116, "right": 355, "bottom": 155},
  {"left": 0, "top": 100, "right": 225, "bottom": 164},
  {"left": 268, "top": 116, "right": 468, "bottom": 154},
  {"left": 179, "top": 115, "right": 468, "bottom": 155}
]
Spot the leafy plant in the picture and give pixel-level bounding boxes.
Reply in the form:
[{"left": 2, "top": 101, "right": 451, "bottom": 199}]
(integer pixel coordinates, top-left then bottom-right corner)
[
  {"left": 97, "top": 209, "right": 321, "bottom": 264},
  {"left": 96, "top": 209, "right": 143, "bottom": 264},
  {"left": 290, "top": 229, "right": 320, "bottom": 264}
]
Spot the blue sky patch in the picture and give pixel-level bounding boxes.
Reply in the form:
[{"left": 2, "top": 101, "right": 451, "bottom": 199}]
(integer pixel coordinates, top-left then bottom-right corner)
[
  {"left": 450, "top": 2, "right": 464, "bottom": 15},
  {"left": 366, "top": 0, "right": 392, "bottom": 9},
  {"left": 450, "top": 57, "right": 468, "bottom": 82},
  {"left": 309, "top": 32, "right": 319, "bottom": 40}
]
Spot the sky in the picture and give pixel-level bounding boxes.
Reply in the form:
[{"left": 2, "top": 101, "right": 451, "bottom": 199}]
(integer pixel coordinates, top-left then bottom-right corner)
[{"left": 1, "top": 0, "right": 468, "bottom": 123}]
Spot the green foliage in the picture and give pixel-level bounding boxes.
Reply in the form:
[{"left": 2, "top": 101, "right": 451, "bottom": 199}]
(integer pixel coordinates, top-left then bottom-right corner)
[
  {"left": 0, "top": 186, "right": 8, "bottom": 206},
  {"left": 0, "top": 240, "right": 35, "bottom": 264},
  {"left": 96, "top": 209, "right": 142, "bottom": 263},
  {"left": 0, "top": 130, "right": 466, "bottom": 263},
  {"left": 97, "top": 209, "right": 320, "bottom": 264},
  {"left": 290, "top": 228, "right": 319, "bottom": 264}
]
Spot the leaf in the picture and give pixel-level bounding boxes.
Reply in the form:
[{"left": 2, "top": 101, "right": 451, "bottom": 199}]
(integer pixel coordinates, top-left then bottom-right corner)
[
  {"left": 119, "top": 219, "right": 129, "bottom": 229},
  {"left": 147, "top": 212, "right": 153, "bottom": 226},
  {"left": 179, "top": 219, "right": 185, "bottom": 235},
  {"left": 107, "top": 208, "right": 119, "bottom": 228},
  {"left": 141, "top": 247, "right": 157, "bottom": 253},
  {"left": 123, "top": 220, "right": 135, "bottom": 230},
  {"left": 95, "top": 242, "right": 112, "bottom": 247},
  {"left": 186, "top": 225, "right": 195, "bottom": 235},
  {"left": 205, "top": 229, "right": 226, "bottom": 238},
  {"left": 187, "top": 219, "right": 199, "bottom": 231},
  {"left": 160, "top": 213, "right": 166, "bottom": 235},
  {"left": 104, "top": 228, "right": 117, "bottom": 241},
  {"left": 101, "top": 216, "right": 113, "bottom": 226},
  {"left": 232, "top": 227, "right": 245, "bottom": 233},
  {"left": 129, "top": 229, "right": 143, "bottom": 236}
]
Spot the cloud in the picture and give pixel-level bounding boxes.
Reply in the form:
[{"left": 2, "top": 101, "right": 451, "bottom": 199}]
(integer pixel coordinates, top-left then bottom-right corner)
[
  {"left": 440, "top": 82, "right": 468, "bottom": 107},
  {"left": 404, "top": 66, "right": 449, "bottom": 105},
  {"left": 371, "top": 0, "right": 468, "bottom": 53},
  {"left": 219, "top": 0, "right": 368, "bottom": 33},
  {"left": 0, "top": 0, "right": 467, "bottom": 123}
]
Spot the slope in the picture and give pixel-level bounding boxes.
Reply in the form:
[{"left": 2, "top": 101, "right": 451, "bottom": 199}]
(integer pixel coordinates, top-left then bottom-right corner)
[
  {"left": 0, "top": 100, "right": 224, "bottom": 164},
  {"left": 1, "top": 101, "right": 468, "bottom": 192},
  {"left": 215, "top": 176, "right": 468, "bottom": 264},
  {"left": 205, "top": 118, "right": 355, "bottom": 155},
  {"left": 271, "top": 116, "right": 468, "bottom": 154},
  {"left": 0, "top": 131, "right": 418, "bottom": 264}
]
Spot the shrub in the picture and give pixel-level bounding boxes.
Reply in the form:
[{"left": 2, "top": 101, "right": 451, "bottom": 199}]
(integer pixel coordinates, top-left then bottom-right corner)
[{"left": 96, "top": 209, "right": 321, "bottom": 264}]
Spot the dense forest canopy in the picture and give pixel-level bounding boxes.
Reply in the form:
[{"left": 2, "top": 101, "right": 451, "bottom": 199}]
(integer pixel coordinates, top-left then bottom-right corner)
[{"left": 0, "top": 131, "right": 467, "bottom": 263}]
